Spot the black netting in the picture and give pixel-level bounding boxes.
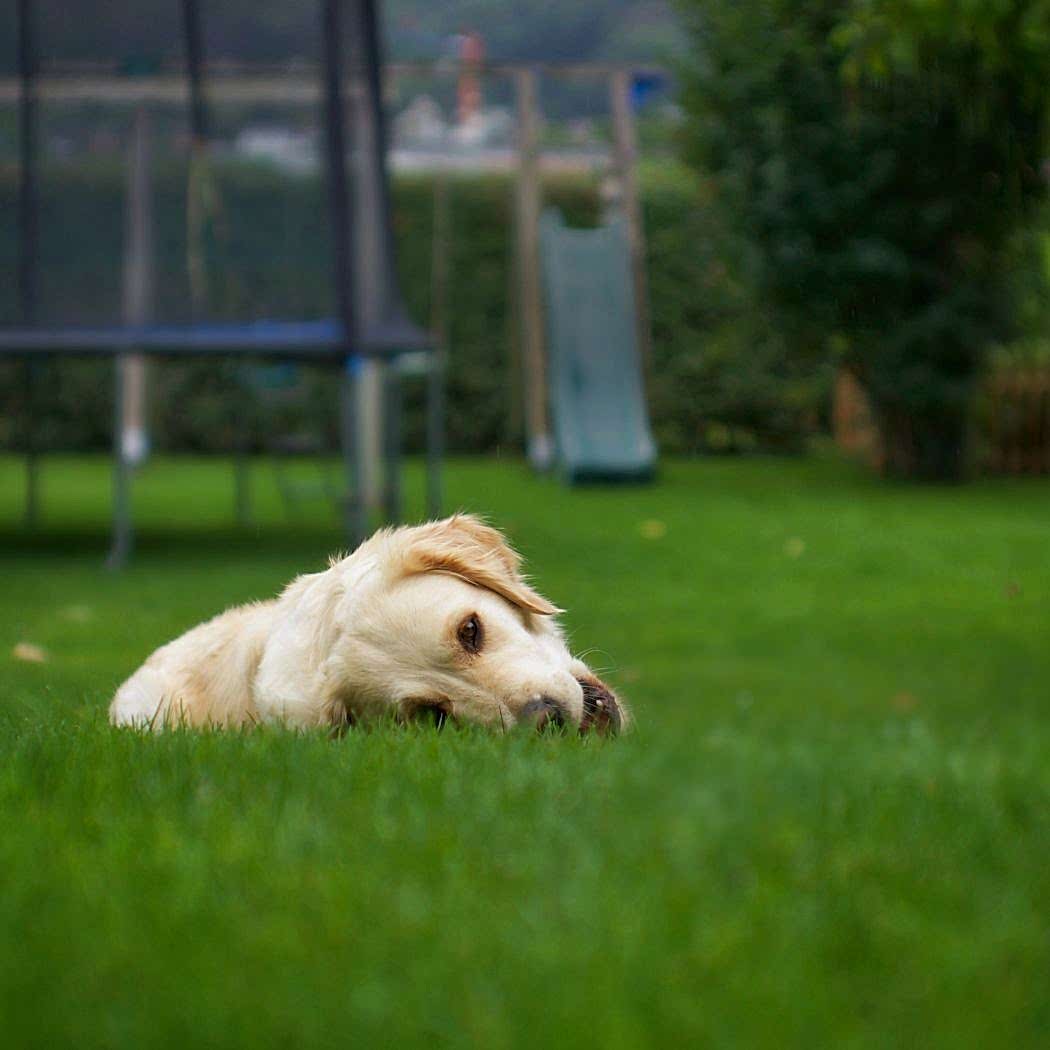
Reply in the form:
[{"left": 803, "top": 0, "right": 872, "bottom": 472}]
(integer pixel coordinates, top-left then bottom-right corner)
[{"left": 1, "top": 1, "right": 410, "bottom": 331}]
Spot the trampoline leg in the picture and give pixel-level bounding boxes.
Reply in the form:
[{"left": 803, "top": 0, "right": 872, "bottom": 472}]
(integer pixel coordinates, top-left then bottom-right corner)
[
  {"left": 382, "top": 363, "right": 403, "bottom": 524},
  {"left": 24, "top": 452, "right": 38, "bottom": 527},
  {"left": 233, "top": 452, "right": 251, "bottom": 526},
  {"left": 231, "top": 365, "right": 252, "bottom": 526},
  {"left": 425, "top": 350, "right": 444, "bottom": 520},
  {"left": 341, "top": 360, "right": 367, "bottom": 547},
  {"left": 107, "top": 356, "right": 132, "bottom": 570},
  {"left": 23, "top": 361, "right": 39, "bottom": 527}
]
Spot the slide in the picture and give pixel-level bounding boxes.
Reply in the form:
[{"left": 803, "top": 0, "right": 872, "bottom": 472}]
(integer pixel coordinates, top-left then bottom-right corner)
[{"left": 539, "top": 209, "right": 657, "bottom": 483}]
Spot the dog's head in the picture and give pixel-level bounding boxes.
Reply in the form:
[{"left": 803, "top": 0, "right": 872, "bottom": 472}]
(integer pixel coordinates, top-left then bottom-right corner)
[{"left": 317, "top": 514, "right": 627, "bottom": 734}]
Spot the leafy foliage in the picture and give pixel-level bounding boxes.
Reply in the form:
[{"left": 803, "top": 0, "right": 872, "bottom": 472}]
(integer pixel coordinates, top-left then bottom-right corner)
[
  {"left": 677, "top": 0, "right": 1050, "bottom": 478},
  {"left": 643, "top": 164, "right": 825, "bottom": 452}
]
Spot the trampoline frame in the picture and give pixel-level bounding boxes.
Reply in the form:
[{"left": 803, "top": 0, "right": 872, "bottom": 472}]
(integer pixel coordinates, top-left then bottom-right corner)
[{"left": 4, "top": 0, "right": 442, "bottom": 566}]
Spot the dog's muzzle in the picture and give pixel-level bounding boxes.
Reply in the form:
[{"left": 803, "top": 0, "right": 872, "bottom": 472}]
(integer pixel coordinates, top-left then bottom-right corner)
[{"left": 519, "top": 680, "right": 622, "bottom": 736}]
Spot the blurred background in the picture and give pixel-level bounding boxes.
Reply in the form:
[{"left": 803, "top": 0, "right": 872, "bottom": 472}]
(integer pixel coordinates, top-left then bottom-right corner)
[{"left": 2, "top": 0, "right": 1044, "bottom": 482}]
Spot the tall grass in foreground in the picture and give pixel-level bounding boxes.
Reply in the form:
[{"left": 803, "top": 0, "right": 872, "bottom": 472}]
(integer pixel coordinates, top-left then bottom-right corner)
[{"left": 1, "top": 454, "right": 1048, "bottom": 1047}]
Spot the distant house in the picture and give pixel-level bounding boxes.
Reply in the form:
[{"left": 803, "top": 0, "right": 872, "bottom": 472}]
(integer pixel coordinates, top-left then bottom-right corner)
[
  {"left": 234, "top": 127, "right": 318, "bottom": 173},
  {"left": 393, "top": 95, "right": 448, "bottom": 150}
]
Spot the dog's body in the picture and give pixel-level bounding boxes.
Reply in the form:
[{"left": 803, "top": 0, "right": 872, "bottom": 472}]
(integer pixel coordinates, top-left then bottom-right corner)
[{"left": 110, "top": 515, "right": 624, "bottom": 734}]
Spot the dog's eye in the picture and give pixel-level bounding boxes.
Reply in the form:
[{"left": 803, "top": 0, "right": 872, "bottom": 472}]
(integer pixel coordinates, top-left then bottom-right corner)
[{"left": 457, "top": 614, "right": 483, "bottom": 654}]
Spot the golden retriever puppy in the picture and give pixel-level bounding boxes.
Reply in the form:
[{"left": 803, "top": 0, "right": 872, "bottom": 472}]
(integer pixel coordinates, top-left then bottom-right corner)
[{"left": 110, "top": 514, "right": 625, "bottom": 734}]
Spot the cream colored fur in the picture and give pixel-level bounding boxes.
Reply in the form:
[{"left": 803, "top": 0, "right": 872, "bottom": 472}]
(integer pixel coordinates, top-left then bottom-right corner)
[{"left": 109, "top": 515, "right": 624, "bottom": 733}]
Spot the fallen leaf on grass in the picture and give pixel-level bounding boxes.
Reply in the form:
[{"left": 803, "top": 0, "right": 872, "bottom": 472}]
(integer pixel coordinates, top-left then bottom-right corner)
[
  {"left": 639, "top": 519, "right": 667, "bottom": 540},
  {"left": 13, "top": 642, "right": 47, "bottom": 664},
  {"left": 891, "top": 691, "right": 918, "bottom": 712}
]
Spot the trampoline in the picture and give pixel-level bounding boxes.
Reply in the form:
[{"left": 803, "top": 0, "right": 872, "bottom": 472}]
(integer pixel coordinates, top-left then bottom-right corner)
[{"left": 3, "top": 0, "right": 441, "bottom": 566}]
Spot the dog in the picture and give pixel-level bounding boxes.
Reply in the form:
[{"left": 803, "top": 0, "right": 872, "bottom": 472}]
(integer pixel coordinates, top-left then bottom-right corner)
[{"left": 109, "top": 514, "right": 626, "bottom": 735}]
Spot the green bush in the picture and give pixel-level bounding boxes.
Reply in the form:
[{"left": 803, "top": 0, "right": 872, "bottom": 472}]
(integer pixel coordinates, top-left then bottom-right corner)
[
  {"left": 677, "top": 0, "right": 1050, "bottom": 479},
  {"left": 643, "top": 163, "right": 826, "bottom": 453}
]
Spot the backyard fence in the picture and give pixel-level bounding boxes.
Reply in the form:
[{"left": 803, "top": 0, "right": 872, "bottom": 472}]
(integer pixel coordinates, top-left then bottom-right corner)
[
  {"left": 833, "top": 365, "right": 1050, "bottom": 476},
  {"left": 983, "top": 365, "right": 1050, "bottom": 475}
]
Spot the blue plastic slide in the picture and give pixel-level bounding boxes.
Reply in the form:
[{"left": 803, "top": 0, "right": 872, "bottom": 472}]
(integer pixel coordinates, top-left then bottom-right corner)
[{"left": 539, "top": 209, "right": 657, "bottom": 482}]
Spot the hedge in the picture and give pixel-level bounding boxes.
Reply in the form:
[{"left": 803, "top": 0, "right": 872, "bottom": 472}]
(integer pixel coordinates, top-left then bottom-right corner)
[{"left": 0, "top": 161, "right": 816, "bottom": 456}]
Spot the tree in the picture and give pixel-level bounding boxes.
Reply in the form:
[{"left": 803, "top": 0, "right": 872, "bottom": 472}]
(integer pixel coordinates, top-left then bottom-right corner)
[{"left": 677, "top": 0, "right": 1050, "bottom": 478}]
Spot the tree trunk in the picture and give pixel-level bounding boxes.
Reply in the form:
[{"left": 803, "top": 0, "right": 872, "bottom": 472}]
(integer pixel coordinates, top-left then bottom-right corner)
[{"left": 874, "top": 401, "right": 971, "bottom": 481}]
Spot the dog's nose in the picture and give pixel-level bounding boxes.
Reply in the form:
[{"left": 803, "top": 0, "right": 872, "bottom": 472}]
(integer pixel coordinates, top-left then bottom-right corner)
[
  {"left": 519, "top": 697, "right": 565, "bottom": 732},
  {"left": 577, "top": 679, "right": 622, "bottom": 736}
]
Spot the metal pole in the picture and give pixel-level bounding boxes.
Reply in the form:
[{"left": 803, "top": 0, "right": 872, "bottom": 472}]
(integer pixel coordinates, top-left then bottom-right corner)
[
  {"left": 382, "top": 364, "right": 402, "bottom": 524},
  {"left": 426, "top": 349, "right": 445, "bottom": 520},
  {"left": 18, "top": 0, "right": 40, "bottom": 527},
  {"left": 17, "top": 0, "right": 38, "bottom": 324},
  {"left": 121, "top": 104, "right": 153, "bottom": 465},
  {"left": 514, "top": 67, "right": 551, "bottom": 470},
  {"left": 359, "top": 0, "right": 400, "bottom": 314},
  {"left": 321, "top": 0, "right": 356, "bottom": 341},
  {"left": 233, "top": 444, "right": 252, "bottom": 525},
  {"left": 106, "top": 357, "right": 132, "bottom": 570},
  {"left": 340, "top": 360, "right": 366, "bottom": 544},
  {"left": 609, "top": 69, "right": 652, "bottom": 376},
  {"left": 181, "top": 0, "right": 252, "bottom": 522},
  {"left": 180, "top": 0, "right": 208, "bottom": 143},
  {"left": 347, "top": 71, "right": 384, "bottom": 517},
  {"left": 352, "top": 0, "right": 401, "bottom": 515},
  {"left": 426, "top": 166, "right": 450, "bottom": 521},
  {"left": 108, "top": 104, "right": 158, "bottom": 569},
  {"left": 182, "top": 0, "right": 209, "bottom": 314},
  {"left": 321, "top": 0, "right": 365, "bottom": 545}
]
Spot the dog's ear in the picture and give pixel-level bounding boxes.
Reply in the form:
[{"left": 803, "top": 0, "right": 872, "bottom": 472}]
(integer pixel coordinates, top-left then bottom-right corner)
[{"left": 399, "top": 514, "right": 560, "bottom": 616}]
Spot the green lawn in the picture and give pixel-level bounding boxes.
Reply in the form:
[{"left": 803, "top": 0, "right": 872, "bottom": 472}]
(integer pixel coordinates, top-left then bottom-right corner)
[{"left": 1, "top": 453, "right": 1048, "bottom": 1048}]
